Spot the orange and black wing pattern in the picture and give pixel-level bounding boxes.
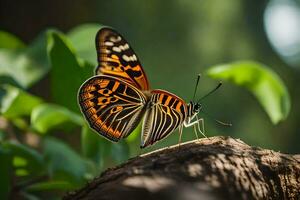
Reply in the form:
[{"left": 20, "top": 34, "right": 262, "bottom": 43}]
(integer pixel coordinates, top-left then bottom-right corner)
[
  {"left": 141, "top": 89, "right": 187, "bottom": 148},
  {"left": 95, "top": 28, "right": 150, "bottom": 91},
  {"left": 78, "top": 75, "right": 147, "bottom": 141}
]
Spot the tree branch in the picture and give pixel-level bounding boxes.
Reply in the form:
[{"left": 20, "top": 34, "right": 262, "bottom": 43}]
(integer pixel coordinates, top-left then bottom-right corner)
[{"left": 64, "top": 136, "right": 300, "bottom": 200}]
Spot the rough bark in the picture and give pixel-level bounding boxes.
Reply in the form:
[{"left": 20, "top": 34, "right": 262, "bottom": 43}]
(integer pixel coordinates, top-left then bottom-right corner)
[{"left": 64, "top": 136, "right": 300, "bottom": 200}]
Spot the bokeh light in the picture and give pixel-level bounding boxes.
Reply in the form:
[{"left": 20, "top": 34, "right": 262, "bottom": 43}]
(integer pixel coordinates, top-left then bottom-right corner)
[{"left": 264, "top": 0, "right": 300, "bottom": 67}]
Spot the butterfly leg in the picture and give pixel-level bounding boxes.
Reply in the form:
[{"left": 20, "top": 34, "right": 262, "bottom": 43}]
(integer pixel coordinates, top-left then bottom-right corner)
[
  {"left": 178, "top": 125, "right": 183, "bottom": 148},
  {"left": 184, "top": 117, "right": 206, "bottom": 139},
  {"left": 189, "top": 114, "right": 200, "bottom": 140},
  {"left": 195, "top": 115, "right": 207, "bottom": 138},
  {"left": 193, "top": 124, "right": 199, "bottom": 140}
]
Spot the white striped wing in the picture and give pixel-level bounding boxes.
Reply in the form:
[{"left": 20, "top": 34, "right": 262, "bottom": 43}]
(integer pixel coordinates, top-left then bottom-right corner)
[{"left": 141, "top": 90, "right": 187, "bottom": 148}]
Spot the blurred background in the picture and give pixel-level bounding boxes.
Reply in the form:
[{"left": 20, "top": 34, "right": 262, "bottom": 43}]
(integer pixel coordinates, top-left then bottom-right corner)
[{"left": 0, "top": 0, "right": 300, "bottom": 199}]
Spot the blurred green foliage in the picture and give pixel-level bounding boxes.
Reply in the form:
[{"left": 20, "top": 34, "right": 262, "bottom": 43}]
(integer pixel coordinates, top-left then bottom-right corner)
[
  {"left": 0, "top": 30, "right": 49, "bottom": 89},
  {"left": 0, "top": 1, "right": 298, "bottom": 199},
  {"left": 0, "top": 24, "right": 133, "bottom": 199},
  {"left": 0, "top": 23, "right": 291, "bottom": 199},
  {"left": 207, "top": 61, "right": 290, "bottom": 124}
]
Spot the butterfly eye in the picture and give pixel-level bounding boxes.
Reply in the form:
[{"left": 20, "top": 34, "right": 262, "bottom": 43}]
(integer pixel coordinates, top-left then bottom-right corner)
[
  {"left": 193, "top": 105, "right": 198, "bottom": 112},
  {"left": 194, "top": 104, "right": 202, "bottom": 112}
]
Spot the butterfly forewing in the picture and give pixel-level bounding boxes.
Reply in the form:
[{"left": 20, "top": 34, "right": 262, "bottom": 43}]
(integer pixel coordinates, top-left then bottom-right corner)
[
  {"left": 78, "top": 75, "right": 147, "bottom": 142},
  {"left": 141, "top": 90, "right": 187, "bottom": 148},
  {"left": 95, "top": 28, "right": 149, "bottom": 90},
  {"left": 79, "top": 27, "right": 194, "bottom": 147}
]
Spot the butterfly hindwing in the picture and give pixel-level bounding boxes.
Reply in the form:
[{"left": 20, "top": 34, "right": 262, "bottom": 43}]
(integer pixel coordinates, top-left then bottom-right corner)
[
  {"left": 80, "top": 28, "right": 192, "bottom": 147},
  {"left": 141, "top": 89, "right": 187, "bottom": 148},
  {"left": 78, "top": 75, "right": 147, "bottom": 142},
  {"left": 95, "top": 28, "right": 150, "bottom": 90}
]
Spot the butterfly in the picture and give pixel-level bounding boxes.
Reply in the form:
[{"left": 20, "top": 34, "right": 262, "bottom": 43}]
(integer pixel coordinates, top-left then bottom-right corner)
[{"left": 78, "top": 27, "right": 218, "bottom": 148}]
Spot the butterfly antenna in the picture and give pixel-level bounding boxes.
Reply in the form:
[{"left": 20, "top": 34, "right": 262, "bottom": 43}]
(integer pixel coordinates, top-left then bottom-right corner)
[
  {"left": 192, "top": 74, "right": 201, "bottom": 101},
  {"left": 201, "top": 109, "right": 232, "bottom": 127},
  {"left": 197, "top": 82, "right": 222, "bottom": 103}
]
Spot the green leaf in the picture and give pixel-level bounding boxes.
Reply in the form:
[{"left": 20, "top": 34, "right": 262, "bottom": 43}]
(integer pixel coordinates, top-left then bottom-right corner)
[
  {"left": 0, "top": 50, "right": 40, "bottom": 88},
  {"left": 81, "top": 125, "right": 101, "bottom": 162},
  {"left": 47, "top": 31, "right": 94, "bottom": 113},
  {"left": 26, "top": 180, "right": 74, "bottom": 191},
  {"left": 15, "top": 168, "right": 29, "bottom": 176},
  {"left": 13, "top": 156, "right": 28, "bottom": 167},
  {"left": 43, "top": 137, "right": 91, "bottom": 186},
  {"left": 111, "top": 141, "right": 130, "bottom": 164},
  {"left": 25, "top": 31, "right": 50, "bottom": 78},
  {"left": 68, "top": 23, "right": 102, "bottom": 65},
  {"left": 126, "top": 121, "right": 142, "bottom": 143},
  {"left": 81, "top": 125, "right": 111, "bottom": 165},
  {"left": 206, "top": 61, "right": 291, "bottom": 124},
  {"left": 0, "top": 84, "right": 43, "bottom": 118},
  {"left": 11, "top": 118, "right": 29, "bottom": 131},
  {"left": 81, "top": 124, "right": 130, "bottom": 166},
  {"left": 0, "top": 31, "right": 49, "bottom": 88},
  {"left": 0, "top": 30, "right": 25, "bottom": 49},
  {"left": 3, "top": 141, "right": 44, "bottom": 176},
  {"left": 0, "top": 146, "right": 12, "bottom": 200},
  {"left": 31, "top": 103, "right": 83, "bottom": 134}
]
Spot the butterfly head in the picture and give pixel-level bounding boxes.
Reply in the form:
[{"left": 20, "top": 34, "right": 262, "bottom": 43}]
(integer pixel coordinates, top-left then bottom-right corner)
[
  {"left": 194, "top": 102, "right": 202, "bottom": 113},
  {"left": 187, "top": 101, "right": 202, "bottom": 117}
]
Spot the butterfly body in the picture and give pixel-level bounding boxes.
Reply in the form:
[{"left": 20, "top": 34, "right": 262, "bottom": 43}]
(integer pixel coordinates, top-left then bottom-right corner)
[{"left": 78, "top": 27, "right": 204, "bottom": 148}]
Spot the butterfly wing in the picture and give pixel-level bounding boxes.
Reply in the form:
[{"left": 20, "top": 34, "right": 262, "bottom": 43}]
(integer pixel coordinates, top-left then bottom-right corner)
[
  {"left": 78, "top": 75, "right": 147, "bottom": 141},
  {"left": 95, "top": 28, "right": 150, "bottom": 90},
  {"left": 141, "top": 89, "right": 187, "bottom": 148}
]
